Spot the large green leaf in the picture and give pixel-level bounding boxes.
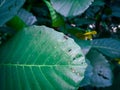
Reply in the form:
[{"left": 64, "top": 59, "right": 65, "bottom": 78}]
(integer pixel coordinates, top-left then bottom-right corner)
[
  {"left": 0, "top": 0, "right": 25, "bottom": 26},
  {"left": 50, "top": 0, "right": 94, "bottom": 17},
  {"left": 0, "top": 26, "right": 87, "bottom": 90},
  {"left": 92, "top": 38, "right": 120, "bottom": 59}
]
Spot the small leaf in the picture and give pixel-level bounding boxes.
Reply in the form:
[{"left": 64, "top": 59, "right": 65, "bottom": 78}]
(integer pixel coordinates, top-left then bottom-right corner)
[
  {"left": 17, "top": 8, "right": 37, "bottom": 26},
  {"left": 44, "top": 0, "right": 65, "bottom": 27},
  {"left": 6, "top": 15, "right": 26, "bottom": 30},
  {"left": 7, "top": 8, "right": 37, "bottom": 30},
  {"left": 50, "top": 0, "right": 94, "bottom": 17}
]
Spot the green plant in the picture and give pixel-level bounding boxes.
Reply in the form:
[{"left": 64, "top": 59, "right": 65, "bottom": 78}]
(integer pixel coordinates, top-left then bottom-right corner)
[{"left": 0, "top": 0, "right": 120, "bottom": 90}]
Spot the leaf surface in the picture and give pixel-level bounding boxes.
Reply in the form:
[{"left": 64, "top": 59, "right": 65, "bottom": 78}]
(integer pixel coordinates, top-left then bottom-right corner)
[
  {"left": 92, "top": 38, "right": 120, "bottom": 59},
  {"left": 0, "top": 26, "right": 87, "bottom": 90},
  {"left": 50, "top": 0, "right": 94, "bottom": 17},
  {"left": 17, "top": 8, "right": 37, "bottom": 26}
]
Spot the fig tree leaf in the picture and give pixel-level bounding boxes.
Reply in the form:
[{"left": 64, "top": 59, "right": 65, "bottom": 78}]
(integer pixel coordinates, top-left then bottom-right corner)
[{"left": 0, "top": 25, "right": 87, "bottom": 90}]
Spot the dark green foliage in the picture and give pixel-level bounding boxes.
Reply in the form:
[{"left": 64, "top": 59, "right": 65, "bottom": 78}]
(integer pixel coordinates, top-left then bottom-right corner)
[{"left": 0, "top": 0, "right": 120, "bottom": 90}]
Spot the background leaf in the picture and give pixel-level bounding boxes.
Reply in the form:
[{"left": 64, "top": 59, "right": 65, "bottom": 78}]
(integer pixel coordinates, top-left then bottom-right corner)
[
  {"left": 86, "top": 49, "right": 113, "bottom": 87},
  {"left": 100, "top": 65, "right": 120, "bottom": 90},
  {"left": 0, "top": 0, "right": 5, "bottom": 7},
  {"left": 31, "top": 4, "right": 52, "bottom": 27},
  {"left": 92, "top": 38, "right": 120, "bottom": 59},
  {"left": 7, "top": 8, "right": 37, "bottom": 30},
  {"left": 80, "top": 59, "right": 93, "bottom": 87},
  {"left": 111, "top": 6, "right": 120, "bottom": 18},
  {"left": 6, "top": 15, "right": 26, "bottom": 30},
  {"left": 50, "top": 0, "right": 94, "bottom": 17},
  {"left": 0, "top": 0, "right": 25, "bottom": 26},
  {"left": 92, "top": 0, "right": 105, "bottom": 6},
  {"left": 44, "top": 0, "right": 65, "bottom": 27},
  {"left": 73, "top": 37, "right": 91, "bottom": 55},
  {"left": 0, "top": 25, "right": 87, "bottom": 90},
  {"left": 17, "top": 8, "right": 37, "bottom": 26},
  {"left": 0, "top": 26, "right": 16, "bottom": 44}
]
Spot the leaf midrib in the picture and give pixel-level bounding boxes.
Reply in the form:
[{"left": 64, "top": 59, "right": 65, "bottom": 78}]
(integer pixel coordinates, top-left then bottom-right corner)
[{"left": 0, "top": 63, "right": 80, "bottom": 67}]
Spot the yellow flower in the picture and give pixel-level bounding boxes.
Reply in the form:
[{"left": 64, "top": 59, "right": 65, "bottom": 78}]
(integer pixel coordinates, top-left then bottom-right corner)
[
  {"left": 115, "top": 58, "right": 120, "bottom": 64},
  {"left": 76, "top": 31, "right": 97, "bottom": 40}
]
